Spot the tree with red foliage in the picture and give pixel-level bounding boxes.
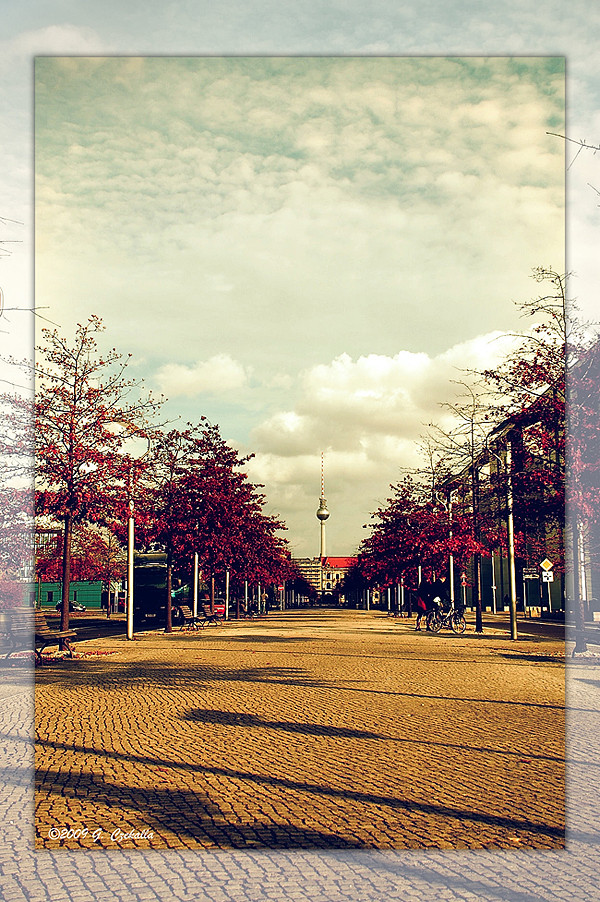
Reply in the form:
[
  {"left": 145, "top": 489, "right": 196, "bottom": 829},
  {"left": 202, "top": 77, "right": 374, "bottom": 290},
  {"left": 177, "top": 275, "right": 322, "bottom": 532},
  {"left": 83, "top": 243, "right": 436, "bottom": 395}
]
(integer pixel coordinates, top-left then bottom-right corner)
[
  {"left": 421, "top": 270, "right": 567, "bottom": 633},
  {"left": 138, "top": 421, "right": 292, "bottom": 626},
  {"left": 482, "top": 268, "right": 566, "bottom": 551},
  {"left": 359, "top": 473, "right": 489, "bottom": 607},
  {"left": 176, "top": 424, "right": 292, "bottom": 606},
  {"left": 35, "top": 522, "right": 126, "bottom": 587},
  {"left": 565, "top": 319, "right": 600, "bottom": 652},
  {"left": 427, "top": 382, "right": 499, "bottom": 632},
  {"left": 480, "top": 268, "right": 567, "bottom": 631},
  {"left": 134, "top": 423, "right": 201, "bottom": 631},
  {"left": 35, "top": 316, "right": 161, "bottom": 634},
  {"left": 0, "top": 485, "right": 32, "bottom": 577}
]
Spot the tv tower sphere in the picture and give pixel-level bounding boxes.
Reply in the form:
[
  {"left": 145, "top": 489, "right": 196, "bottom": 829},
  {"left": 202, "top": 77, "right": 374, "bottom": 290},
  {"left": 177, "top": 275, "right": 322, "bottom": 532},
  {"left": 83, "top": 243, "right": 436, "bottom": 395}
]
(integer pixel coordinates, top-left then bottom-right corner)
[
  {"left": 316, "top": 499, "right": 330, "bottom": 521},
  {"left": 316, "top": 453, "right": 329, "bottom": 558}
]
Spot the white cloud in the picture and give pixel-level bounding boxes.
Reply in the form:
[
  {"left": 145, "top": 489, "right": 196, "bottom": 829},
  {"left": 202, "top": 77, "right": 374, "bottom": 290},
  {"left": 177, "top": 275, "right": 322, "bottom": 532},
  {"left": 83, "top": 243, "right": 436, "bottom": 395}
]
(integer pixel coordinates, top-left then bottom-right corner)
[
  {"left": 155, "top": 354, "right": 249, "bottom": 398},
  {"left": 252, "top": 332, "right": 518, "bottom": 454},
  {"left": 247, "top": 330, "right": 522, "bottom": 554}
]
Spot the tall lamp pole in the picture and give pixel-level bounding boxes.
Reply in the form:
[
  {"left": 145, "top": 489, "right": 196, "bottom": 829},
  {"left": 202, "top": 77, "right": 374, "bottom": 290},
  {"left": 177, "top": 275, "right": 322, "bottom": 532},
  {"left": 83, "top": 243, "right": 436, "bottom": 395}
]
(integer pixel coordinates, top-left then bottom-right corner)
[
  {"left": 106, "top": 422, "right": 151, "bottom": 641},
  {"left": 487, "top": 433, "right": 518, "bottom": 640},
  {"left": 505, "top": 438, "right": 518, "bottom": 641},
  {"left": 127, "top": 499, "right": 135, "bottom": 640},
  {"left": 193, "top": 552, "right": 199, "bottom": 620}
]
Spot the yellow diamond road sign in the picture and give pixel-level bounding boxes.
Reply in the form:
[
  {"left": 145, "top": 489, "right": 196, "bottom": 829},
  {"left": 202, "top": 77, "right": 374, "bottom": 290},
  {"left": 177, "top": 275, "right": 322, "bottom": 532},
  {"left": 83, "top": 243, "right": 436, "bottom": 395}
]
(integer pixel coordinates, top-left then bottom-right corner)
[{"left": 540, "top": 558, "right": 553, "bottom": 571}]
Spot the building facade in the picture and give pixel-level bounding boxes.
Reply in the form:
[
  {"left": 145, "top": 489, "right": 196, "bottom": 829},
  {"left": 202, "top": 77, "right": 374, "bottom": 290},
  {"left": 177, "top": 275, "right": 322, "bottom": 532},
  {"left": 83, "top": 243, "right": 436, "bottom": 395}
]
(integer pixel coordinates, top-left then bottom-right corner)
[{"left": 294, "top": 556, "right": 358, "bottom": 600}]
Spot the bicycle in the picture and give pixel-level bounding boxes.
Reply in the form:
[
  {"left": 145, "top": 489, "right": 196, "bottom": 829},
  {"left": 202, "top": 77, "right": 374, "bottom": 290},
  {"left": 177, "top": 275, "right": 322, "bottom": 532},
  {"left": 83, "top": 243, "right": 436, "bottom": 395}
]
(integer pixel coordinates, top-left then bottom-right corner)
[{"left": 426, "top": 599, "right": 467, "bottom": 634}]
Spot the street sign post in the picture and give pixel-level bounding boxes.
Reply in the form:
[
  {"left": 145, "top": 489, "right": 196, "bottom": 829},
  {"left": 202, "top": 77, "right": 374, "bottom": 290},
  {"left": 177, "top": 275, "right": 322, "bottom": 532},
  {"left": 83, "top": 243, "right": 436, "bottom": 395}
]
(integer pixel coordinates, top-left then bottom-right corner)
[{"left": 540, "top": 563, "right": 554, "bottom": 614}]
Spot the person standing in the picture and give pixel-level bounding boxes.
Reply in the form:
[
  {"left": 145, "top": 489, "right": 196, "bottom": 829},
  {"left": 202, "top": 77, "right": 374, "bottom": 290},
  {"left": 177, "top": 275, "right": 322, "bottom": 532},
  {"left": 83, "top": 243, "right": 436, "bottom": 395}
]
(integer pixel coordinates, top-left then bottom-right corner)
[{"left": 415, "top": 576, "right": 432, "bottom": 630}]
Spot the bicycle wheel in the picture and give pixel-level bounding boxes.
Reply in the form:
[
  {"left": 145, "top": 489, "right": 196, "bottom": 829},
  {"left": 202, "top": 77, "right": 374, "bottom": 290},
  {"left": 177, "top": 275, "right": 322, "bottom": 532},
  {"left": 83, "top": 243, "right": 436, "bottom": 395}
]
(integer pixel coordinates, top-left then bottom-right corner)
[
  {"left": 428, "top": 610, "right": 442, "bottom": 632},
  {"left": 451, "top": 613, "right": 466, "bottom": 634}
]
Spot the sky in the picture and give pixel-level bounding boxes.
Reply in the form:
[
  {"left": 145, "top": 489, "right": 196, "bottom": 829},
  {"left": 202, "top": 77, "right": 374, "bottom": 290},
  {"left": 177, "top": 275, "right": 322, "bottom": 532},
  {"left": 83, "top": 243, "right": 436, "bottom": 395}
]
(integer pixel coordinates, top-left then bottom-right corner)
[
  {"left": 1, "top": 2, "right": 597, "bottom": 562},
  {"left": 33, "top": 55, "right": 565, "bottom": 556}
]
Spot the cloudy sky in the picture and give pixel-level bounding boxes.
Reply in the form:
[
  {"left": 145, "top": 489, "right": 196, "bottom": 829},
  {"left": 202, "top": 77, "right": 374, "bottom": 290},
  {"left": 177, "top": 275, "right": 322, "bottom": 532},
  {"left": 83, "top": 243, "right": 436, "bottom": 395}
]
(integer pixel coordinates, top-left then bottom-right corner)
[
  {"left": 2, "top": 3, "right": 596, "bottom": 560},
  {"left": 33, "top": 55, "right": 564, "bottom": 555}
]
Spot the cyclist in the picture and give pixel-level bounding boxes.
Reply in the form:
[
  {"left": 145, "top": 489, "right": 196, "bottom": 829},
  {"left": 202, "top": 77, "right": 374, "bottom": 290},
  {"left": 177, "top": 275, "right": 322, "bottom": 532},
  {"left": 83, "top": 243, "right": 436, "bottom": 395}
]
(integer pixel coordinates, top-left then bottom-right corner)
[{"left": 429, "top": 574, "right": 451, "bottom": 616}]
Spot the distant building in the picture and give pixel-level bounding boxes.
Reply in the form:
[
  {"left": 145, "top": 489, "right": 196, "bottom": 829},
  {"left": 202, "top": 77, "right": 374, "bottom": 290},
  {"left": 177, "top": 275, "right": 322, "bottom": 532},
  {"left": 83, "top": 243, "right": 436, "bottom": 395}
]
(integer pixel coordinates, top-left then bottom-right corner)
[
  {"left": 321, "top": 556, "right": 357, "bottom": 594},
  {"left": 294, "top": 558, "right": 323, "bottom": 593},
  {"left": 294, "top": 556, "right": 358, "bottom": 597}
]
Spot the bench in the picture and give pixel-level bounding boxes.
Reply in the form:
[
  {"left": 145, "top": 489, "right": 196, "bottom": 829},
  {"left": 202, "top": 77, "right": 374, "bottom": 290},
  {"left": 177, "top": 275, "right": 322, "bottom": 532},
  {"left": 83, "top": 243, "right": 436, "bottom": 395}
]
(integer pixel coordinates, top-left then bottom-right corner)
[
  {"left": 176, "top": 604, "right": 200, "bottom": 630},
  {"left": 1, "top": 608, "right": 33, "bottom": 660},
  {"left": 199, "top": 603, "right": 223, "bottom": 627},
  {"left": 34, "top": 611, "right": 77, "bottom": 662}
]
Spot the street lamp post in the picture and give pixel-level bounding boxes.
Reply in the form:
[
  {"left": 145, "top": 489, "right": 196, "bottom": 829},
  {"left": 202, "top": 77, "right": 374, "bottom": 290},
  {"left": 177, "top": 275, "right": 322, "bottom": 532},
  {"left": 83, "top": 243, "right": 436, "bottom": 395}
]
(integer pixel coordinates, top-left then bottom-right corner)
[
  {"left": 105, "top": 422, "right": 152, "bottom": 641},
  {"left": 448, "top": 492, "right": 455, "bottom": 605},
  {"left": 486, "top": 432, "right": 518, "bottom": 640},
  {"left": 127, "top": 500, "right": 134, "bottom": 640},
  {"left": 491, "top": 550, "right": 497, "bottom": 614},
  {"left": 193, "top": 552, "right": 199, "bottom": 620},
  {"left": 505, "top": 438, "right": 518, "bottom": 641}
]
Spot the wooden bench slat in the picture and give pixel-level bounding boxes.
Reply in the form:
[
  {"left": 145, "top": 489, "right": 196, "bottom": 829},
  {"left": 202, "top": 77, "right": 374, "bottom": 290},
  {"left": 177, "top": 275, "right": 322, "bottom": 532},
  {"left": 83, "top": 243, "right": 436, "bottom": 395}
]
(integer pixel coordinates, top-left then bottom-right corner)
[
  {"left": 2, "top": 610, "right": 79, "bottom": 661},
  {"left": 176, "top": 605, "right": 200, "bottom": 630},
  {"left": 199, "top": 603, "right": 223, "bottom": 627},
  {"left": 33, "top": 612, "right": 77, "bottom": 661},
  {"left": 1, "top": 609, "right": 34, "bottom": 658}
]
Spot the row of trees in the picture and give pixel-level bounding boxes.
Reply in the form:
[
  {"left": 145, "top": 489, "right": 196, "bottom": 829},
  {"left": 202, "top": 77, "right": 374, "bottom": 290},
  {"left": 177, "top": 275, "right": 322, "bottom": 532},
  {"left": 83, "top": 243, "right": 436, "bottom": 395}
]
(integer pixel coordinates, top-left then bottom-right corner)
[
  {"left": 348, "top": 267, "right": 597, "bottom": 643},
  {"left": 4, "top": 315, "right": 297, "bottom": 630}
]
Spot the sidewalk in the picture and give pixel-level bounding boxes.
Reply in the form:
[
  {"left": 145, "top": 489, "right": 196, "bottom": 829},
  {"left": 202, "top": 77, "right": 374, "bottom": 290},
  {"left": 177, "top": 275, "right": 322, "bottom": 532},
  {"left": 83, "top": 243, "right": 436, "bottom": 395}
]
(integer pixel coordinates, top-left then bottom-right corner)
[{"left": 34, "top": 608, "right": 565, "bottom": 852}]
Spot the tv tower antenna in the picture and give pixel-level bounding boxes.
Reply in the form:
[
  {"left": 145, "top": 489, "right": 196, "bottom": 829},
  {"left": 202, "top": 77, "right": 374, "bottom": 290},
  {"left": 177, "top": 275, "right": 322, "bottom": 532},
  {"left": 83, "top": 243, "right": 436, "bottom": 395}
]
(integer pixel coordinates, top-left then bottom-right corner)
[{"left": 316, "top": 452, "right": 330, "bottom": 559}]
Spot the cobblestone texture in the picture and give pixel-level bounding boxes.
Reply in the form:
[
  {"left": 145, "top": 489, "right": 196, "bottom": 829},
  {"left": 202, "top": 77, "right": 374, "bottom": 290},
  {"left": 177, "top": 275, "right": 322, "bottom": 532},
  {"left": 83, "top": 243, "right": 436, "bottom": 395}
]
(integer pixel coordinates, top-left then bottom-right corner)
[{"left": 1, "top": 609, "right": 598, "bottom": 900}]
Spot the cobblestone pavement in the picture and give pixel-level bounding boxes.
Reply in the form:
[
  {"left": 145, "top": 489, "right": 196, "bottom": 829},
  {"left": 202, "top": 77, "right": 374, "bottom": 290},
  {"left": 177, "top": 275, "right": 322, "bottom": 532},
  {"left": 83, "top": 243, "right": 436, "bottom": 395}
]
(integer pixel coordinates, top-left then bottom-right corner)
[{"left": 2, "top": 608, "right": 599, "bottom": 901}]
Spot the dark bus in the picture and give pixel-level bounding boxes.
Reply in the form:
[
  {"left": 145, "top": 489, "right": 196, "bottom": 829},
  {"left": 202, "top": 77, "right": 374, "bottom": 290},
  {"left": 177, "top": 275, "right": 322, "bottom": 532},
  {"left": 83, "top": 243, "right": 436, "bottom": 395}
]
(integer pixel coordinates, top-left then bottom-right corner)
[{"left": 133, "top": 551, "right": 168, "bottom": 628}]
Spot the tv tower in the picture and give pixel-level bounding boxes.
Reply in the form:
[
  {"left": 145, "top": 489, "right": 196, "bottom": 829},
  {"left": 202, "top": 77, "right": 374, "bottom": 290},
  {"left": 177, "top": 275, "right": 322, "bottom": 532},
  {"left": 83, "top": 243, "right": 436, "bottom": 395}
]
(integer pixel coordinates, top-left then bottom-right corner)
[{"left": 316, "top": 452, "right": 330, "bottom": 559}]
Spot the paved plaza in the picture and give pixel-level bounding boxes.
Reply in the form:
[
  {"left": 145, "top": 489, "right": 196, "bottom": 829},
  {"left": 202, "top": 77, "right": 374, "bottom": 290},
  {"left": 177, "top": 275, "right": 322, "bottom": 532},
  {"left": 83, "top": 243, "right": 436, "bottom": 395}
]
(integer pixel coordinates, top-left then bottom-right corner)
[
  {"left": 34, "top": 609, "right": 565, "bottom": 852},
  {"left": 3, "top": 607, "right": 600, "bottom": 901}
]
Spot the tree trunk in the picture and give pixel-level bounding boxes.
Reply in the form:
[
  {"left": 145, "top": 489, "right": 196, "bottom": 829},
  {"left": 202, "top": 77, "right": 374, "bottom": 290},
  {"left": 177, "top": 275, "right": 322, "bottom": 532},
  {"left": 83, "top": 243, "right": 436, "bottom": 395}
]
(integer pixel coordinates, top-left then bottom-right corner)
[
  {"left": 572, "top": 520, "right": 587, "bottom": 654},
  {"left": 472, "top": 465, "right": 483, "bottom": 632},
  {"left": 474, "top": 552, "right": 483, "bottom": 632},
  {"left": 165, "top": 560, "right": 173, "bottom": 633},
  {"left": 60, "top": 515, "right": 72, "bottom": 641}
]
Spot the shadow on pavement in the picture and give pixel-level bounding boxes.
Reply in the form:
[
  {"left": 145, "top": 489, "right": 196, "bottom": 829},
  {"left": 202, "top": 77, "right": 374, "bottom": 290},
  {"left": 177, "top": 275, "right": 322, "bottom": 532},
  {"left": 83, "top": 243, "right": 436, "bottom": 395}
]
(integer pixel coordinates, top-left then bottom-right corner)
[
  {"left": 35, "top": 767, "right": 364, "bottom": 850},
  {"left": 34, "top": 657, "right": 566, "bottom": 711},
  {"left": 181, "top": 707, "right": 565, "bottom": 766},
  {"left": 183, "top": 707, "right": 383, "bottom": 739},
  {"left": 34, "top": 737, "right": 567, "bottom": 848},
  {"left": 221, "top": 634, "right": 331, "bottom": 644}
]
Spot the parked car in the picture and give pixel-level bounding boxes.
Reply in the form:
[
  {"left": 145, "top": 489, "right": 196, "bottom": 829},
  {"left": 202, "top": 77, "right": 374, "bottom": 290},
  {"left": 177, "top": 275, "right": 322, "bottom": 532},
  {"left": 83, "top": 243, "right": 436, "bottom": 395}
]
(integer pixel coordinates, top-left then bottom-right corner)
[{"left": 55, "top": 600, "right": 87, "bottom": 613}]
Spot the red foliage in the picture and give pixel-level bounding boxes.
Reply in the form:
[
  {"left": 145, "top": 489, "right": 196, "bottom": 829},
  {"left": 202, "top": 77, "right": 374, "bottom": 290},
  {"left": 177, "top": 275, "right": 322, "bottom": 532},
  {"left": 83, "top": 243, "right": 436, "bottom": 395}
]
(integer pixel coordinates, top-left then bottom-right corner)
[
  {"left": 137, "top": 421, "right": 292, "bottom": 589},
  {"left": 359, "top": 475, "right": 489, "bottom": 589},
  {"left": 34, "top": 316, "right": 162, "bottom": 626}
]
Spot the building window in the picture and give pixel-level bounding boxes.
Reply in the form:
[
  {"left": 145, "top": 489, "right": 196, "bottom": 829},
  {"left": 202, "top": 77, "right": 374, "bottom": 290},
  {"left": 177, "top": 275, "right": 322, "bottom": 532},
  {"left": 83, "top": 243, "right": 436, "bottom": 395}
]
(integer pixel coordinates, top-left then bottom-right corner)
[{"left": 47, "top": 591, "right": 53, "bottom": 603}]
